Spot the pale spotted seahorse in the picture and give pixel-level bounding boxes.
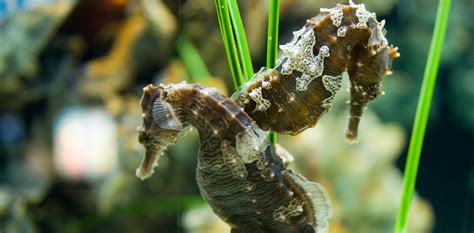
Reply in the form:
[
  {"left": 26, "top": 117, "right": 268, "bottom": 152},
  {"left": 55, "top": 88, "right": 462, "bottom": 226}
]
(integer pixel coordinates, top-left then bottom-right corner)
[{"left": 233, "top": 1, "right": 399, "bottom": 143}]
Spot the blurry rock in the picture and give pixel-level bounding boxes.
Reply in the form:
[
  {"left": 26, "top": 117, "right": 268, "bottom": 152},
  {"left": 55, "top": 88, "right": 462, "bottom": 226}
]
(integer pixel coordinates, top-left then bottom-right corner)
[
  {"left": 183, "top": 204, "right": 230, "bottom": 233},
  {"left": 1, "top": 199, "right": 37, "bottom": 233},
  {"left": 24, "top": 142, "right": 54, "bottom": 184},
  {"left": 141, "top": 0, "right": 176, "bottom": 40},
  {"left": 0, "top": 1, "right": 74, "bottom": 95},
  {"left": 0, "top": 114, "right": 26, "bottom": 153},
  {"left": 53, "top": 107, "right": 118, "bottom": 181},
  {"left": 78, "top": 14, "right": 147, "bottom": 99},
  {"left": 0, "top": 142, "right": 51, "bottom": 232},
  {"left": 242, "top": 1, "right": 268, "bottom": 60},
  {"left": 79, "top": 0, "right": 175, "bottom": 100},
  {"left": 57, "top": 0, "right": 128, "bottom": 55},
  {"left": 0, "top": 189, "right": 12, "bottom": 217},
  {"left": 96, "top": 94, "right": 144, "bottom": 213},
  {"left": 97, "top": 170, "right": 137, "bottom": 213},
  {"left": 156, "top": 60, "right": 190, "bottom": 85}
]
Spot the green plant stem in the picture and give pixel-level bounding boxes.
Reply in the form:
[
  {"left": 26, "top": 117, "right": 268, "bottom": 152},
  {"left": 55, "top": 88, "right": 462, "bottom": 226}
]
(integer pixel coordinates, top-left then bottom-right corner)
[
  {"left": 227, "top": 0, "right": 254, "bottom": 81},
  {"left": 266, "top": 0, "right": 280, "bottom": 69},
  {"left": 176, "top": 36, "right": 210, "bottom": 82},
  {"left": 395, "top": 0, "right": 451, "bottom": 232},
  {"left": 215, "top": 0, "right": 244, "bottom": 89},
  {"left": 266, "top": 0, "right": 280, "bottom": 145}
]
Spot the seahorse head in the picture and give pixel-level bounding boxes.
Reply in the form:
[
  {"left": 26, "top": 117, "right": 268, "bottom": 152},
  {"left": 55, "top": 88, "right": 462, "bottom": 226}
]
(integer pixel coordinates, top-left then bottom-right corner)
[{"left": 136, "top": 84, "right": 187, "bottom": 180}]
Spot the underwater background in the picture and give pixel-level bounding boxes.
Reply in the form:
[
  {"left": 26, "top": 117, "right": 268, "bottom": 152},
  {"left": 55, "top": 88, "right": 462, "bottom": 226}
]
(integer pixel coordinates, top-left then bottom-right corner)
[{"left": 0, "top": 0, "right": 472, "bottom": 232}]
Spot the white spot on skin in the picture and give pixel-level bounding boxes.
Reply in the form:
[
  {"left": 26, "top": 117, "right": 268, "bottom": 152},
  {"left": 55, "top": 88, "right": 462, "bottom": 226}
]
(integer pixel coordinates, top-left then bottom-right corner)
[
  {"left": 297, "top": 205, "right": 303, "bottom": 212},
  {"left": 245, "top": 182, "right": 254, "bottom": 192},
  {"left": 287, "top": 93, "right": 295, "bottom": 103},
  {"left": 337, "top": 26, "right": 347, "bottom": 37},
  {"left": 249, "top": 87, "right": 271, "bottom": 112},
  {"left": 322, "top": 74, "right": 343, "bottom": 109},
  {"left": 261, "top": 80, "right": 272, "bottom": 89}
]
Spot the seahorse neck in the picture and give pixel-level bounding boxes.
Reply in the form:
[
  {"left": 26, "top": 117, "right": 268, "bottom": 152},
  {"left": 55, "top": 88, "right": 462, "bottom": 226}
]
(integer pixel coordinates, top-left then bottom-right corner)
[{"left": 164, "top": 84, "right": 253, "bottom": 145}]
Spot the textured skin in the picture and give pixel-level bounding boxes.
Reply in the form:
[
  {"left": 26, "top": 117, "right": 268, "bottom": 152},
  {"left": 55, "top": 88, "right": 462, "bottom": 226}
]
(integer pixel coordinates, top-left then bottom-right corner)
[
  {"left": 233, "top": 3, "right": 399, "bottom": 142},
  {"left": 137, "top": 83, "right": 331, "bottom": 233},
  {"left": 136, "top": 2, "right": 400, "bottom": 232}
]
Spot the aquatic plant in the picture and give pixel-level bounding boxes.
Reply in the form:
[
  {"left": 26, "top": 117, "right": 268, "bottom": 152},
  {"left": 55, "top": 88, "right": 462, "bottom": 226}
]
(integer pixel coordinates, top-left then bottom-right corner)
[
  {"left": 266, "top": 0, "right": 280, "bottom": 145},
  {"left": 395, "top": 0, "right": 451, "bottom": 232}
]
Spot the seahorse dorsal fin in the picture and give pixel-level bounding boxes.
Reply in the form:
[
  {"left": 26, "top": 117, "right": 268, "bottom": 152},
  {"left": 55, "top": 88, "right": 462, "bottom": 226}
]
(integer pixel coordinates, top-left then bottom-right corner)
[{"left": 282, "top": 171, "right": 333, "bottom": 233}]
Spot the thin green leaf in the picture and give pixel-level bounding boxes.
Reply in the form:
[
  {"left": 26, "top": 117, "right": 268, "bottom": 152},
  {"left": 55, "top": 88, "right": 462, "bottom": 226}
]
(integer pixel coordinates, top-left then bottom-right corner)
[
  {"left": 395, "top": 0, "right": 451, "bottom": 232},
  {"left": 227, "top": 0, "right": 254, "bottom": 81},
  {"left": 266, "top": 0, "right": 280, "bottom": 69},
  {"left": 176, "top": 36, "right": 210, "bottom": 82},
  {"left": 215, "top": 0, "right": 244, "bottom": 89},
  {"left": 266, "top": 0, "right": 280, "bottom": 145}
]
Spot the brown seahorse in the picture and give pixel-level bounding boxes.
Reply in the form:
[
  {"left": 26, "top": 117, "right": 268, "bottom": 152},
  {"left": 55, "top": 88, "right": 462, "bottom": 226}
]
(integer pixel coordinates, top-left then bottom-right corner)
[
  {"left": 136, "top": 2, "right": 400, "bottom": 232},
  {"left": 136, "top": 83, "right": 332, "bottom": 233},
  {"left": 233, "top": 1, "right": 399, "bottom": 143}
]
